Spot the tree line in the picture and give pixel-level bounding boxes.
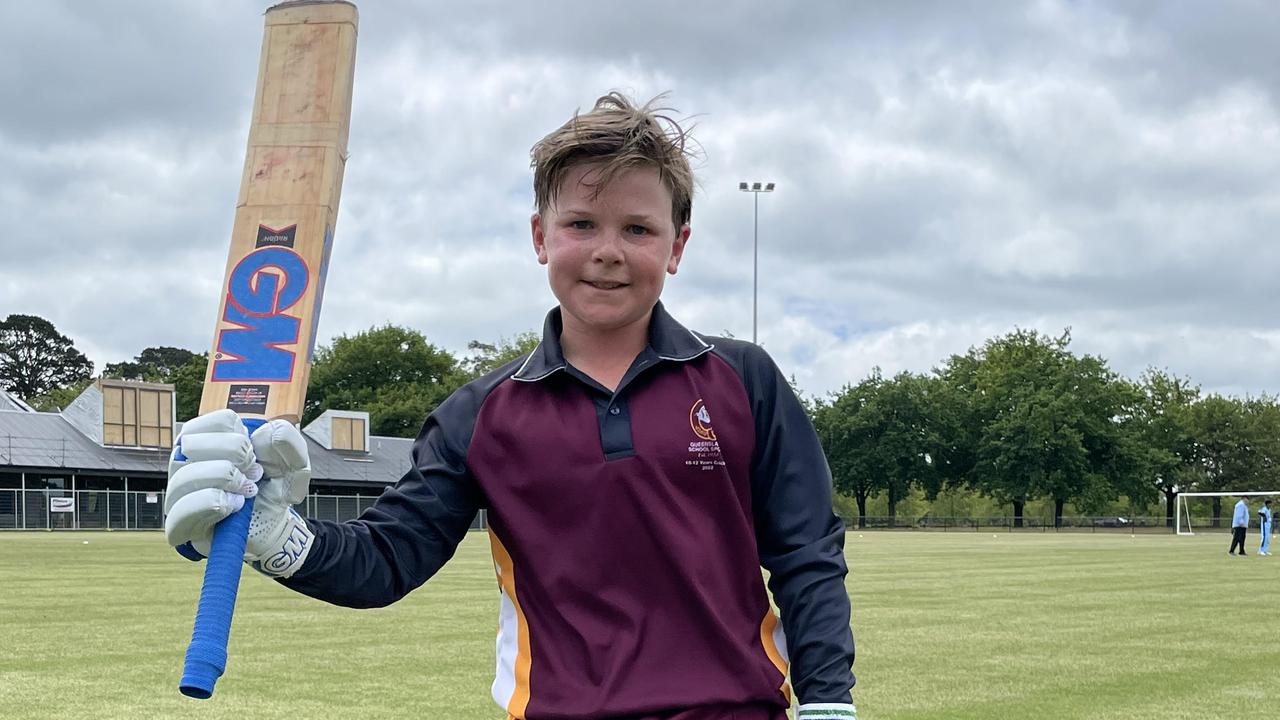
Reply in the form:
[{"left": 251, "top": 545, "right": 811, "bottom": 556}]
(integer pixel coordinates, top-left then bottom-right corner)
[
  {"left": 3, "top": 313, "right": 1277, "bottom": 528},
  {"left": 810, "top": 328, "right": 1280, "bottom": 528}
]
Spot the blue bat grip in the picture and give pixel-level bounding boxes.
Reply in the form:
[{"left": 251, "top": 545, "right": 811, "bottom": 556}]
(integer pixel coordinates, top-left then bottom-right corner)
[{"left": 179, "top": 416, "right": 264, "bottom": 699}]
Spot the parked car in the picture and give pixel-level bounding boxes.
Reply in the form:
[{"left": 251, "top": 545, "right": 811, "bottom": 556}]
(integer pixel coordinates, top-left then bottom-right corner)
[{"left": 1093, "top": 516, "right": 1131, "bottom": 527}]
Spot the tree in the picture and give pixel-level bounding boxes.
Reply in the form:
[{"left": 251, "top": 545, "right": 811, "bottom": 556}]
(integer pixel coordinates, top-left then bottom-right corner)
[
  {"left": 1135, "top": 369, "right": 1201, "bottom": 527},
  {"left": 29, "top": 379, "right": 94, "bottom": 413},
  {"left": 937, "top": 329, "right": 1142, "bottom": 527},
  {"left": 813, "top": 375, "right": 881, "bottom": 529},
  {"left": 304, "top": 324, "right": 460, "bottom": 437},
  {"left": 871, "top": 371, "right": 941, "bottom": 524},
  {"left": 1045, "top": 354, "right": 1147, "bottom": 523},
  {"left": 1187, "top": 394, "right": 1280, "bottom": 528},
  {"left": 930, "top": 352, "right": 981, "bottom": 500},
  {"left": 0, "top": 314, "right": 93, "bottom": 400},
  {"left": 813, "top": 369, "right": 940, "bottom": 528},
  {"left": 1187, "top": 395, "right": 1247, "bottom": 526},
  {"left": 104, "top": 346, "right": 198, "bottom": 383},
  {"left": 1243, "top": 396, "right": 1280, "bottom": 489},
  {"left": 938, "top": 330, "right": 1060, "bottom": 525},
  {"left": 171, "top": 353, "right": 208, "bottom": 422},
  {"left": 459, "top": 332, "right": 540, "bottom": 379}
]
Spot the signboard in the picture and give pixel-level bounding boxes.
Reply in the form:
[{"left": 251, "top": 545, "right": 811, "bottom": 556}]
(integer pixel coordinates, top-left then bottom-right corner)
[
  {"left": 49, "top": 497, "right": 74, "bottom": 513},
  {"left": 146, "top": 493, "right": 159, "bottom": 504}
]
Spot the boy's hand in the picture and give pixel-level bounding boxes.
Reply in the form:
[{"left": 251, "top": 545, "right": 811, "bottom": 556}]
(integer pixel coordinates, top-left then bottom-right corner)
[{"left": 164, "top": 409, "right": 315, "bottom": 578}]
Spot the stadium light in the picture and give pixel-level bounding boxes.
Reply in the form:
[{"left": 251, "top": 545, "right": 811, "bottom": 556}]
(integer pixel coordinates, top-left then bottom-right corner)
[{"left": 738, "top": 180, "right": 776, "bottom": 345}]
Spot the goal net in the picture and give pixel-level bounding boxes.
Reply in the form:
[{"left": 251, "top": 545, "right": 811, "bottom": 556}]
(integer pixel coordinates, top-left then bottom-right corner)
[{"left": 1175, "top": 492, "right": 1280, "bottom": 536}]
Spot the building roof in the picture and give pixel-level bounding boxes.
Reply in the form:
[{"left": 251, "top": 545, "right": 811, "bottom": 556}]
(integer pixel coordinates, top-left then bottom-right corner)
[
  {"left": 0, "top": 389, "right": 36, "bottom": 413},
  {"left": 0, "top": 408, "right": 412, "bottom": 486},
  {"left": 305, "top": 434, "right": 413, "bottom": 485},
  {"left": 0, "top": 410, "right": 168, "bottom": 472}
]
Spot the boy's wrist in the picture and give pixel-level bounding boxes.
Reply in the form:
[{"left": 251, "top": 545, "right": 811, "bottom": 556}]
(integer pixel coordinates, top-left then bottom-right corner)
[{"left": 797, "top": 702, "right": 857, "bottom": 719}]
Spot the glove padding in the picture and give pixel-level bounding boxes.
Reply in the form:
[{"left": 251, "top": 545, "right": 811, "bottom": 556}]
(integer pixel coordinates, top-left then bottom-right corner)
[{"left": 165, "top": 409, "right": 314, "bottom": 578}]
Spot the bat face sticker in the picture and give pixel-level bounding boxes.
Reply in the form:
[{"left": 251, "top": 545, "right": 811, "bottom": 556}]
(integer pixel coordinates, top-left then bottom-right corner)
[{"left": 212, "top": 231, "right": 310, "bottom": 383}]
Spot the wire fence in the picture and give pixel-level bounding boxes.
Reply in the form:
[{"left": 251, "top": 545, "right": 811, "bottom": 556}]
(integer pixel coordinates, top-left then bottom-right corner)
[
  {"left": 841, "top": 515, "right": 1181, "bottom": 533},
  {"left": 0, "top": 489, "right": 488, "bottom": 531},
  {"left": 3, "top": 489, "right": 1243, "bottom": 536}
]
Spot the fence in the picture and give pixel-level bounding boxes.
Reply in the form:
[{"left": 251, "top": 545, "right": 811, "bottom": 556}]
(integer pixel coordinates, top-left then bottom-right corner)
[
  {"left": 0, "top": 492, "right": 1180, "bottom": 535},
  {"left": 844, "top": 515, "right": 1175, "bottom": 534},
  {"left": 0, "top": 489, "right": 489, "bottom": 531}
]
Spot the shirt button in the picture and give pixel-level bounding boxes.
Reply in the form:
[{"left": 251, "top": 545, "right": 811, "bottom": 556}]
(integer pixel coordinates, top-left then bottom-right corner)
[{"left": 609, "top": 406, "right": 621, "bottom": 415}]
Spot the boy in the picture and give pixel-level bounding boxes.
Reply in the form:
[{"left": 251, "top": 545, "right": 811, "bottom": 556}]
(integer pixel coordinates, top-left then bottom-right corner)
[
  {"left": 164, "top": 93, "right": 857, "bottom": 719},
  {"left": 1260, "top": 499, "right": 1273, "bottom": 556}
]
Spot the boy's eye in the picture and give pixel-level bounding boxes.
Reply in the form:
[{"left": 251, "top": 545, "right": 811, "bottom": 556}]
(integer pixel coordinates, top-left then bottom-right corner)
[
  {"left": 570, "top": 220, "right": 593, "bottom": 230},
  {"left": 626, "top": 224, "right": 649, "bottom": 236}
]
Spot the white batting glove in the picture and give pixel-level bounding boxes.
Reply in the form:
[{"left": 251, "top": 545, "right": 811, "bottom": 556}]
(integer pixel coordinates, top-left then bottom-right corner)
[{"left": 165, "top": 409, "right": 315, "bottom": 578}]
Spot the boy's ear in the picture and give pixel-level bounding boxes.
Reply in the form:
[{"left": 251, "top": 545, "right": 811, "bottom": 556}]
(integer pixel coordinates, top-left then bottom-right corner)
[
  {"left": 531, "top": 213, "right": 549, "bottom": 265},
  {"left": 667, "top": 224, "right": 691, "bottom": 275}
]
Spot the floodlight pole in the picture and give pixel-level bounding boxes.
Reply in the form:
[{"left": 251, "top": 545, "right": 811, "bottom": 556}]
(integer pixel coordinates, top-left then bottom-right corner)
[{"left": 738, "top": 181, "right": 775, "bottom": 345}]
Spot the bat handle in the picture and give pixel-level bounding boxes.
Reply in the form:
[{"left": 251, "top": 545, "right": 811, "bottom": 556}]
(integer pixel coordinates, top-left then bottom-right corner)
[{"left": 179, "top": 417, "right": 264, "bottom": 699}]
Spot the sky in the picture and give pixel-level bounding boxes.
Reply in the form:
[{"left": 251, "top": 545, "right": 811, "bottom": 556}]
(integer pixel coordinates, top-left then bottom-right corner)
[{"left": 3, "top": 0, "right": 1280, "bottom": 400}]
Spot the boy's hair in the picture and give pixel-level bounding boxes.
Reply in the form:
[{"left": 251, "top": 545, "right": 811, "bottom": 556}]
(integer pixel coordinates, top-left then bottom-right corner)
[{"left": 531, "top": 92, "right": 695, "bottom": 229}]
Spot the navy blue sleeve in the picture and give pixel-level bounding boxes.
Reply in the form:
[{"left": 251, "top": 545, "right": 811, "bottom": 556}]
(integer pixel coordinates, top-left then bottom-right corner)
[
  {"left": 278, "top": 378, "right": 492, "bottom": 608},
  {"left": 712, "top": 338, "right": 856, "bottom": 703}
]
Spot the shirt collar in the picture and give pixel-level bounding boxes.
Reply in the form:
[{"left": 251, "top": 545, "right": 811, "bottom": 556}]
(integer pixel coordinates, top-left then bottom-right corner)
[{"left": 512, "top": 301, "right": 713, "bottom": 382}]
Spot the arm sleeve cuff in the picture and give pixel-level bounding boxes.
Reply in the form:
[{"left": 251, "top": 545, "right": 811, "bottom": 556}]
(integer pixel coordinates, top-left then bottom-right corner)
[{"left": 797, "top": 702, "right": 858, "bottom": 719}]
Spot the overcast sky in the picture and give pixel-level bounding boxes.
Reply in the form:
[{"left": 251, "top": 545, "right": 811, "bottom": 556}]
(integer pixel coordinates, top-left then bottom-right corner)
[{"left": 3, "top": 0, "right": 1279, "bottom": 400}]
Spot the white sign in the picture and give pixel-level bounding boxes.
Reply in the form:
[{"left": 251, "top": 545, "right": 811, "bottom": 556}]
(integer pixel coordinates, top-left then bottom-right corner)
[
  {"left": 146, "top": 493, "right": 159, "bottom": 504},
  {"left": 49, "top": 497, "right": 74, "bottom": 513}
]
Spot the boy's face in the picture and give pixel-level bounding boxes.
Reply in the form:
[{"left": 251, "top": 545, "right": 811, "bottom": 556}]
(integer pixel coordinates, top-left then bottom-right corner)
[{"left": 532, "top": 163, "right": 690, "bottom": 338}]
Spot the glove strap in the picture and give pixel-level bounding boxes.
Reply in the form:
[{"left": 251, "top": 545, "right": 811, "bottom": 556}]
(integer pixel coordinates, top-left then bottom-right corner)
[
  {"left": 249, "top": 509, "right": 314, "bottom": 578},
  {"left": 797, "top": 703, "right": 858, "bottom": 719}
]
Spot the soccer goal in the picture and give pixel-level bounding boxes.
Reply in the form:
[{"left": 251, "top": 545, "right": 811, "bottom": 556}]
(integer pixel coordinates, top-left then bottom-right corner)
[{"left": 1175, "top": 491, "right": 1280, "bottom": 535}]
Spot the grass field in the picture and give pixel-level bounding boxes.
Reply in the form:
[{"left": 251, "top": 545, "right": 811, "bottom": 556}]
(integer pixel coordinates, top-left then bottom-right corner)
[{"left": 1, "top": 530, "right": 1276, "bottom": 719}]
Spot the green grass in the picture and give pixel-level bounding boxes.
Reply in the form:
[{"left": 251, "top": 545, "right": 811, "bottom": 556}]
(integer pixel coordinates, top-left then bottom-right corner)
[{"left": 1, "top": 530, "right": 1276, "bottom": 719}]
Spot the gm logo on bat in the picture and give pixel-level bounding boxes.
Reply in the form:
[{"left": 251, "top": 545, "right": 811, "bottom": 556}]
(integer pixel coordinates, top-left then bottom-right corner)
[{"left": 212, "top": 224, "right": 310, "bottom": 382}]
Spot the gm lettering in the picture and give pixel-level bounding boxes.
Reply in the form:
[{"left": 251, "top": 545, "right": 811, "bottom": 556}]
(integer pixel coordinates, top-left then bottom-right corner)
[{"left": 212, "top": 241, "right": 310, "bottom": 382}]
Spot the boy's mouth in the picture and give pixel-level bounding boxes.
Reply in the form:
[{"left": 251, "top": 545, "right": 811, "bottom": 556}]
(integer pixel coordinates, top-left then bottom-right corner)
[{"left": 583, "top": 280, "right": 628, "bottom": 290}]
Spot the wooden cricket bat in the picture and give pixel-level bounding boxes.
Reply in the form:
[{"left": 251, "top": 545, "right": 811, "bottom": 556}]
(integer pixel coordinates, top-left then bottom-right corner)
[
  {"left": 180, "top": 0, "right": 357, "bottom": 699},
  {"left": 201, "top": 0, "right": 358, "bottom": 423}
]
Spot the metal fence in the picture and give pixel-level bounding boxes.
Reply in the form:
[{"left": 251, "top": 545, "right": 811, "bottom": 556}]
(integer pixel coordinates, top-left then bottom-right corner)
[
  {"left": 0, "top": 489, "right": 163, "bottom": 530},
  {"left": 843, "top": 515, "right": 1176, "bottom": 534},
  {"left": 0, "top": 491, "right": 1175, "bottom": 535},
  {"left": 0, "top": 489, "right": 488, "bottom": 531}
]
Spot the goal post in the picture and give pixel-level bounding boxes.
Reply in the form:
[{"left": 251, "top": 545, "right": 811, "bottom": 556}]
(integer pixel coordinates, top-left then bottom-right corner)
[{"left": 1175, "top": 491, "right": 1280, "bottom": 536}]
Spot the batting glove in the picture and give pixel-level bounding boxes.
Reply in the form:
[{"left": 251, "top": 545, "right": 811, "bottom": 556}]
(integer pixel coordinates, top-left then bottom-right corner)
[{"left": 164, "top": 409, "right": 315, "bottom": 578}]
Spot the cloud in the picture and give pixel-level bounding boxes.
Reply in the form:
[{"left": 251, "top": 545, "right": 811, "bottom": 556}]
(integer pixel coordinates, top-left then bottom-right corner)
[{"left": 2, "top": 0, "right": 1278, "bottom": 403}]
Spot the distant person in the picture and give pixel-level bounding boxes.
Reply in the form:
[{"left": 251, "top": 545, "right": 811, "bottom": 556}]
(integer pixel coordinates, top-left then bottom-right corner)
[
  {"left": 1229, "top": 495, "right": 1250, "bottom": 556},
  {"left": 1259, "top": 499, "right": 1273, "bottom": 556}
]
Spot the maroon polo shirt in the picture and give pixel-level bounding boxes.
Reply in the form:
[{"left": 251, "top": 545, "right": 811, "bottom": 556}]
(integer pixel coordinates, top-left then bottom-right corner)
[{"left": 283, "top": 302, "right": 855, "bottom": 719}]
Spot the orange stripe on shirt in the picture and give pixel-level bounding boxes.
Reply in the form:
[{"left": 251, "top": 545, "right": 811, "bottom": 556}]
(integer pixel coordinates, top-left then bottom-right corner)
[
  {"left": 760, "top": 609, "right": 792, "bottom": 704},
  {"left": 490, "top": 529, "right": 532, "bottom": 719}
]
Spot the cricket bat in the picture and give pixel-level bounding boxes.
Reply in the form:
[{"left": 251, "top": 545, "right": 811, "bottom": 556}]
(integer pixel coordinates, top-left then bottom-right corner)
[{"left": 179, "top": 0, "right": 357, "bottom": 699}]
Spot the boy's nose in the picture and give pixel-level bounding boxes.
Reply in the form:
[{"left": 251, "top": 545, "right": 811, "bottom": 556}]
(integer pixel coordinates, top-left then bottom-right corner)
[{"left": 591, "top": 233, "right": 626, "bottom": 263}]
